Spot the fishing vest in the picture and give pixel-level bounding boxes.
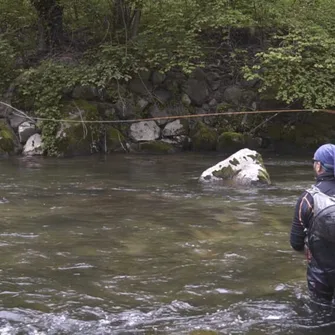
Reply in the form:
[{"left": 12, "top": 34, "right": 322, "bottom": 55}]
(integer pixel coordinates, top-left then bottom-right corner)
[{"left": 307, "top": 185, "right": 335, "bottom": 271}]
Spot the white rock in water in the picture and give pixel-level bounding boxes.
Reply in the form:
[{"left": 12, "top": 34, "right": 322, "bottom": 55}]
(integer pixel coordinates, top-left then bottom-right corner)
[
  {"left": 199, "top": 148, "right": 270, "bottom": 186},
  {"left": 23, "top": 134, "right": 43, "bottom": 156},
  {"left": 18, "top": 122, "right": 37, "bottom": 144}
]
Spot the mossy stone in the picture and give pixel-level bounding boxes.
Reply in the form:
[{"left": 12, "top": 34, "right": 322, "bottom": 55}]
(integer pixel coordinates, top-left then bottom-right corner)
[
  {"left": 0, "top": 120, "right": 17, "bottom": 154},
  {"left": 216, "top": 131, "right": 245, "bottom": 151},
  {"left": 213, "top": 165, "right": 241, "bottom": 179},
  {"left": 61, "top": 99, "right": 100, "bottom": 119},
  {"left": 56, "top": 123, "right": 96, "bottom": 156},
  {"left": 190, "top": 121, "right": 217, "bottom": 151},
  {"left": 56, "top": 100, "right": 102, "bottom": 156},
  {"left": 105, "top": 127, "right": 126, "bottom": 152},
  {"left": 258, "top": 168, "right": 271, "bottom": 184},
  {"left": 138, "top": 141, "right": 175, "bottom": 154}
]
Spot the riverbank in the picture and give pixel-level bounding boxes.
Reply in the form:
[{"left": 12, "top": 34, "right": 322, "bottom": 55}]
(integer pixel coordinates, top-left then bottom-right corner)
[{"left": 1, "top": 64, "right": 334, "bottom": 158}]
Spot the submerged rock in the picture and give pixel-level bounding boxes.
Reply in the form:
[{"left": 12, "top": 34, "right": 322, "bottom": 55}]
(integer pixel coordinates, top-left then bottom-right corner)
[{"left": 199, "top": 148, "right": 271, "bottom": 186}]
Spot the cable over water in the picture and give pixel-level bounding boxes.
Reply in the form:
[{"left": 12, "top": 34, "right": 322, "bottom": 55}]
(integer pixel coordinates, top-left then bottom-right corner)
[{"left": 1, "top": 100, "right": 335, "bottom": 124}]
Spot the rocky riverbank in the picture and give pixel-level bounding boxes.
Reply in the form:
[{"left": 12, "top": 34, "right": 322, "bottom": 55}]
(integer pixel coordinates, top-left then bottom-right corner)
[{"left": 1, "top": 64, "right": 335, "bottom": 157}]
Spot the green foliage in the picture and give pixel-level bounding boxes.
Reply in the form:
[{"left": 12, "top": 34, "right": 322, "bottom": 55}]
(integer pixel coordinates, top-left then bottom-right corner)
[
  {"left": 0, "top": 120, "right": 16, "bottom": 154},
  {"left": 2, "top": 0, "right": 335, "bottom": 156},
  {"left": 0, "top": 38, "right": 17, "bottom": 93},
  {"left": 16, "top": 55, "right": 137, "bottom": 155},
  {"left": 137, "top": 0, "right": 204, "bottom": 73},
  {"left": 244, "top": 27, "right": 335, "bottom": 108},
  {"left": 17, "top": 62, "right": 82, "bottom": 155},
  {"left": 0, "top": 0, "right": 36, "bottom": 64}
]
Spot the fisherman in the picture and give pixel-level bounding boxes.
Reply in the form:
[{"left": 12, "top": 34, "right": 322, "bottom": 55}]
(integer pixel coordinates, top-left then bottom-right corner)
[{"left": 290, "top": 144, "right": 335, "bottom": 305}]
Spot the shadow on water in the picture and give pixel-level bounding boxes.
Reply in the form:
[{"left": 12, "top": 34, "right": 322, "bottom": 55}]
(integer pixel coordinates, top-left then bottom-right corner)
[{"left": 0, "top": 153, "right": 334, "bottom": 334}]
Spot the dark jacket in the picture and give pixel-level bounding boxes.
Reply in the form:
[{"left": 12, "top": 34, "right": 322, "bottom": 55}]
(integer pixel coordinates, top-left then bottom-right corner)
[{"left": 290, "top": 173, "right": 335, "bottom": 251}]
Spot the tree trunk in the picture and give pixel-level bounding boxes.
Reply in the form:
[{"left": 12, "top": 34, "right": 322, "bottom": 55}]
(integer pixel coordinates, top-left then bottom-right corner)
[
  {"left": 31, "top": 0, "right": 64, "bottom": 53},
  {"left": 112, "top": 0, "right": 142, "bottom": 40},
  {"left": 130, "top": 9, "right": 141, "bottom": 39}
]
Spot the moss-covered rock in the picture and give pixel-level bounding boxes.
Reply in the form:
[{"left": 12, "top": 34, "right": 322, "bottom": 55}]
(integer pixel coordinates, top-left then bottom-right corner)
[
  {"left": 72, "top": 85, "right": 100, "bottom": 100},
  {"left": 55, "top": 123, "right": 97, "bottom": 157},
  {"left": 0, "top": 119, "right": 19, "bottom": 155},
  {"left": 213, "top": 164, "right": 241, "bottom": 179},
  {"left": 62, "top": 99, "right": 100, "bottom": 118},
  {"left": 216, "top": 131, "right": 245, "bottom": 151},
  {"left": 257, "top": 167, "right": 271, "bottom": 184},
  {"left": 105, "top": 127, "right": 127, "bottom": 153},
  {"left": 244, "top": 134, "right": 262, "bottom": 149},
  {"left": 138, "top": 141, "right": 175, "bottom": 154},
  {"left": 199, "top": 148, "right": 271, "bottom": 186},
  {"left": 55, "top": 100, "right": 103, "bottom": 156},
  {"left": 190, "top": 121, "right": 217, "bottom": 151}
]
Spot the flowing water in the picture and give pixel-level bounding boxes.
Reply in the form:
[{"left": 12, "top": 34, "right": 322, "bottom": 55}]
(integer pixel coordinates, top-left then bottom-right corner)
[{"left": 0, "top": 153, "right": 334, "bottom": 334}]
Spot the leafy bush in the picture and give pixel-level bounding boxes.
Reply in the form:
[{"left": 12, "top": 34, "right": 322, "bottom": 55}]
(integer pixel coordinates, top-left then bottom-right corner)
[
  {"left": 244, "top": 27, "right": 335, "bottom": 109},
  {"left": 0, "top": 38, "right": 18, "bottom": 93}
]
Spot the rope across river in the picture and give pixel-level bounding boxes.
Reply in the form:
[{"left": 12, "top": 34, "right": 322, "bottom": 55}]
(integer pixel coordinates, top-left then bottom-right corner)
[{"left": 1, "top": 101, "right": 335, "bottom": 124}]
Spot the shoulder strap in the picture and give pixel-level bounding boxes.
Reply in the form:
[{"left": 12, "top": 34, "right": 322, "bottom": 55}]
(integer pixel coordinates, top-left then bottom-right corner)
[
  {"left": 306, "top": 185, "right": 322, "bottom": 196},
  {"left": 307, "top": 185, "right": 335, "bottom": 217}
]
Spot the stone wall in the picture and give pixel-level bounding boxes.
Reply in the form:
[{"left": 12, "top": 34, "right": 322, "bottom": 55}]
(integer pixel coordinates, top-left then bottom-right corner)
[{"left": 2, "top": 65, "right": 335, "bottom": 156}]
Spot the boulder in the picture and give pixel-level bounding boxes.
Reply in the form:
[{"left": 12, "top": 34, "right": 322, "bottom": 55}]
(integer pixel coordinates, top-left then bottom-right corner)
[
  {"left": 153, "top": 89, "right": 171, "bottom": 104},
  {"left": 54, "top": 100, "right": 103, "bottom": 156},
  {"left": 148, "top": 105, "right": 169, "bottom": 126},
  {"left": 18, "top": 122, "right": 38, "bottom": 143},
  {"left": 190, "top": 121, "right": 217, "bottom": 151},
  {"left": 72, "top": 85, "right": 100, "bottom": 100},
  {"left": 114, "top": 99, "right": 136, "bottom": 120},
  {"left": 23, "top": 134, "right": 43, "bottom": 156},
  {"left": 162, "top": 119, "right": 187, "bottom": 137},
  {"left": 181, "top": 94, "right": 192, "bottom": 106},
  {"left": 151, "top": 71, "right": 166, "bottom": 85},
  {"left": 199, "top": 148, "right": 271, "bottom": 186},
  {"left": 55, "top": 122, "right": 101, "bottom": 157},
  {"left": 136, "top": 98, "right": 149, "bottom": 113},
  {"left": 0, "top": 119, "right": 21, "bottom": 155},
  {"left": 223, "top": 86, "right": 243, "bottom": 105},
  {"left": 8, "top": 114, "right": 27, "bottom": 130},
  {"left": 217, "top": 132, "right": 245, "bottom": 152},
  {"left": 129, "top": 121, "right": 160, "bottom": 142},
  {"left": 128, "top": 78, "right": 153, "bottom": 95},
  {"left": 184, "top": 78, "right": 209, "bottom": 106},
  {"left": 105, "top": 127, "right": 127, "bottom": 153}
]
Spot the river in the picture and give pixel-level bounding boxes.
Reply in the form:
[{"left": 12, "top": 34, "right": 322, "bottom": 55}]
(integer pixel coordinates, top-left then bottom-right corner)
[{"left": 0, "top": 152, "right": 333, "bottom": 334}]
